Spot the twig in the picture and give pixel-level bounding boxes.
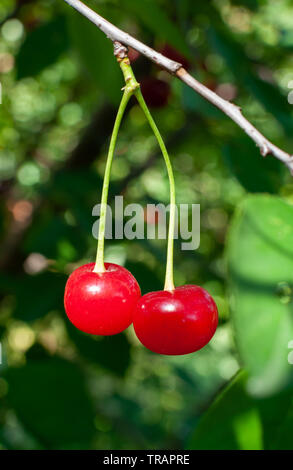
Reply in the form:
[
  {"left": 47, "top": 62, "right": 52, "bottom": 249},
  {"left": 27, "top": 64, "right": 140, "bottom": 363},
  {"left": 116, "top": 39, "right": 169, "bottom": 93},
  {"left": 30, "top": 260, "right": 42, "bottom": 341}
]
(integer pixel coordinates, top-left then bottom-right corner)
[{"left": 63, "top": 0, "right": 293, "bottom": 175}]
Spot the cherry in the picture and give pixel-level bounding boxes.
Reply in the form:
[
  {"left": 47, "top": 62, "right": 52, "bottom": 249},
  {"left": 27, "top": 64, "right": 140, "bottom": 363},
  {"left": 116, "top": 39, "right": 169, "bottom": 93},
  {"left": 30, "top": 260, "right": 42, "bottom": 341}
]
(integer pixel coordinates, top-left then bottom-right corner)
[
  {"left": 64, "top": 262, "right": 141, "bottom": 336},
  {"left": 140, "top": 77, "right": 170, "bottom": 109},
  {"left": 160, "top": 44, "right": 191, "bottom": 71},
  {"left": 128, "top": 47, "right": 140, "bottom": 63},
  {"left": 133, "top": 285, "right": 218, "bottom": 355},
  {"left": 205, "top": 79, "right": 218, "bottom": 92}
]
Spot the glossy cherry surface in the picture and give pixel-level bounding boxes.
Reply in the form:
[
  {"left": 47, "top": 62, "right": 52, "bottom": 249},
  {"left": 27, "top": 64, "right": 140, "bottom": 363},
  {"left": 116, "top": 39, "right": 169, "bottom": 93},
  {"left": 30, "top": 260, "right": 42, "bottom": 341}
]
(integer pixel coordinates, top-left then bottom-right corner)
[
  {"left": 64, "top": 262, "right": 141, "bottom": 335},
  {"left": 133, "top": 285, "right": 218, "bottom": 355}
]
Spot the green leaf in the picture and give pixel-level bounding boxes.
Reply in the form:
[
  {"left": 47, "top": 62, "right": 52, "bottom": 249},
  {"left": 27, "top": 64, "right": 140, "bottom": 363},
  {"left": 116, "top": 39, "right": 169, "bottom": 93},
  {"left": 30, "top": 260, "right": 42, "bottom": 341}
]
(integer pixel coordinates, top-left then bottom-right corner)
[
  {"left": 223, "top": 137, "right": 284, "bottom": 193},
  {"left": 208, "top": 26, "right": 293, "bottom": 135},
  {"left": 17, "top": 16, "right": 69, "bottom": 79},
  {"left": 66, "top": 7, "right": 123, "bottom": 104},
  {"left": 271, "top": 401, "right": 293, "bottom": 449},
  {"left": 66, "top": 323, "right": 131, "bottom": 376},
  {"left": 245, "top": 76, "right": 293, "bottom": 136},
  {"left": 188, "top": 371, "right": 293, "bottom": 450},
  {"left": 230, "top": 0, "right": 259, "bottom": 10},
  {"left": 0, "top": 272, "right": 66, "bottom": 321},
  {"left": 5, "top": 357, "right": 95, "bottom": 448},
  {"left": 125, "top": 261, "right": 162, "bottom": 295},
  {"left": 208, "top": 25, "right": 247, "bottom": 76},
  {"left": 23, "top": 214, "right": 86, "bottom": 260},
  {"left": 227, "top": 195, "right": 293, "bottom": 396},
  {"left": 124, "top": 0, "right": 190, "bottom": 57},
  {"left": 182, "top": 84, "right": 223, "bottom": 119}
]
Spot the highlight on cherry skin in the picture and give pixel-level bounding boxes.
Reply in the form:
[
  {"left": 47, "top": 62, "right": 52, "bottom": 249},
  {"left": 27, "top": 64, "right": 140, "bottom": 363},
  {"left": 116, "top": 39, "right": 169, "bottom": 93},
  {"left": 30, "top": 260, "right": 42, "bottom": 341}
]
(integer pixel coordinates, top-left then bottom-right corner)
[
  {"left": 133, "top": 285, "right": 218, "bottom": 355},
  {"left": 64, "top": 262, "right": 141, "bottom": 336}
]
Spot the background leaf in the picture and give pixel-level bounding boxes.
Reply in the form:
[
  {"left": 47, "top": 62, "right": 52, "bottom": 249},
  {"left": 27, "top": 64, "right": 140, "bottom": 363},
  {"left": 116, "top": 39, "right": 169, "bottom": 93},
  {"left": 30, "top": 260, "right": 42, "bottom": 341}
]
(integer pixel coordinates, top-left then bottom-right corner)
[
  {"left": 66, "top": 6, "right": 123, "bottom": 104},
  {"left": 208, "top": 26, "right": 293, "bottom": 135},
  {"left": 124, "top": 0, "right": 190, "bottom": 57},
  {"left": 66, "top": 323, "right": 132, "bottom": 376},
  {"left": 227, "top": 196, "right": 293, "bottom": 396},
  {"left": 124, "top": 261, "right": 162, "bottom": 295},
  {"left": 188, "top": 371, "right": 293, "bottom": 450},
  {"left": 17, "top": 16, "right": 69, "bottom": 79},
  {"left": 5, "top": 358, "right": 95, "bottom": 448},
  {"left": 223, "top": 137, "right": 284, "bottom": 193},
  {"left": 0, "top": 272, "right": 66, "bottom": 321}
]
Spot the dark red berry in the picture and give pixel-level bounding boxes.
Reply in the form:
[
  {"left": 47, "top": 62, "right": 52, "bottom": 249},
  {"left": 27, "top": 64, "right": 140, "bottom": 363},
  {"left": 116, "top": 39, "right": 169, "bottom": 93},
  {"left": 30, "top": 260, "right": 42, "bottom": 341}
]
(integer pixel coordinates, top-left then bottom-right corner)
[
  {"left": 140, "top": 78, "right": 170, "bottom": 109},
  {"left": 64, "top": 262, "right": 141, "bottom": 336},
  {"left": 205, "top": 79, "right": 218, "bottom": 92},
  {"left": 128, "top": 47, "right": 140, "bottom": 63},
  {"left": 133, "top": 285, "right": 218, "bottom": 355},
  {"left": 160, "top": 44, "right": 191, "bottom": 71}
]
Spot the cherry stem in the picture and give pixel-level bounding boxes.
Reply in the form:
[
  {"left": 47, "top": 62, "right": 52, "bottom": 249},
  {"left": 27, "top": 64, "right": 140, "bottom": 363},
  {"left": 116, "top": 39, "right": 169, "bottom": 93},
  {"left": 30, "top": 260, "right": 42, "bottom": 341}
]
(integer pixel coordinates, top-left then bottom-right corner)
[
  {"left": 93, "top": 59, "right": 139, "bottom": 273},
  {"left": 135, "top": 89, "right": 176, "bottom": 292},
  {"left": 94, "top": 56, "right": 175, "bottom": 292}
]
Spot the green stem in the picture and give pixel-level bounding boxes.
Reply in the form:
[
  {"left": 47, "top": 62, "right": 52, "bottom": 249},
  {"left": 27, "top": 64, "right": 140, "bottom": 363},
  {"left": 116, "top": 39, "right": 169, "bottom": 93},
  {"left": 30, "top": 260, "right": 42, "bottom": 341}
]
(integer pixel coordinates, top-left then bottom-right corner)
[
  {"left": 135, "top": 89, "right": 176, "bottom": 291},
  {"left": 93, "top": 59, "right": 139, "bottom": 273},
  {"left": 94, "top": 56, "right": 175, "bottom": 292}
]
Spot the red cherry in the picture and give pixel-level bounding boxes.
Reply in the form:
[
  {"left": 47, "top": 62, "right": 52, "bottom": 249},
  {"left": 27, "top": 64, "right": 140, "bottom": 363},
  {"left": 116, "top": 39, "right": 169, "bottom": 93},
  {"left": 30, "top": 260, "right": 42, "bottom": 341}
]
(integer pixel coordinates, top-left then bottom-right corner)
[
  {"left": 64, "top": 262, "right": 141, "bottom": 336},
  {"left": 205, "top": 79, "right": 218, "bottom": 92},
  {"left": 133, "top": 285, "right": 218, "bottom": 355},
  {"left": 140, "top": 78, "right": 170, "bottom": 109},
  {"left": 160, "top": 44, "right": 191, "bottom": 71},
  {"left": 128, "top": 47, "right": 140, "bottom": 63}
]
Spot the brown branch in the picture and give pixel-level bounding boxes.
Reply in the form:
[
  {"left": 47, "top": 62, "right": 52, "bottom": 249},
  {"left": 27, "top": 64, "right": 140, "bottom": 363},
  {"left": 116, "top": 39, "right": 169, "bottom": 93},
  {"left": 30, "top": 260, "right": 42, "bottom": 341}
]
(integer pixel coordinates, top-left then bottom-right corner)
[{"left": 63, "top": 0, "right": 293, "bottom": 175}]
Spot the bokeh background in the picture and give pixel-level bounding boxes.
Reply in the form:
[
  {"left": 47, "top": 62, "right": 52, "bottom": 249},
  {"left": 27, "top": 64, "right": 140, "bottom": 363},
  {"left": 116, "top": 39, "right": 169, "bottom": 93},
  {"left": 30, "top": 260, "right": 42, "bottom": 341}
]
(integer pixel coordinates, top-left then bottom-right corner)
[{"left": 0, "top": 0, "right": 293, "bottom": 450}]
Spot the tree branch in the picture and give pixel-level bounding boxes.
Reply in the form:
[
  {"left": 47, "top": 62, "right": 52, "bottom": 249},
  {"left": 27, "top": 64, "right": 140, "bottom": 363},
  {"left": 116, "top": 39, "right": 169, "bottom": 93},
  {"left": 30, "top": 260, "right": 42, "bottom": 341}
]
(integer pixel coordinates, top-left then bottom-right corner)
[{"left": 63, "top": 0, "right": 293, "bottom": 175}]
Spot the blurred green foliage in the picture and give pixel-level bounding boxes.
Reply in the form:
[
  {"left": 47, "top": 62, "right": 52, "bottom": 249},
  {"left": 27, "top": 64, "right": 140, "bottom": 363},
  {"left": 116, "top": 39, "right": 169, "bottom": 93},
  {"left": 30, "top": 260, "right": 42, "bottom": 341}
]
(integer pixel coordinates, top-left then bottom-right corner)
[
  {"left": 0, "top": 0, "right": 293, "bottom": 450},
  {"left": 189, "top": 371, "right": 293, "bottom": 450}
]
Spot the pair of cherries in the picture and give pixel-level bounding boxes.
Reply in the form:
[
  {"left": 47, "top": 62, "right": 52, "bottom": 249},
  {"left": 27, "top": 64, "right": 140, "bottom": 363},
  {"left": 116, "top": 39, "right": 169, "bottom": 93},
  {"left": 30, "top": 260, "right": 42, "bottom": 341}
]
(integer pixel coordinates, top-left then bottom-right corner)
[{"left": 64, "top": 262, "right": 218, "bottom": 355}]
